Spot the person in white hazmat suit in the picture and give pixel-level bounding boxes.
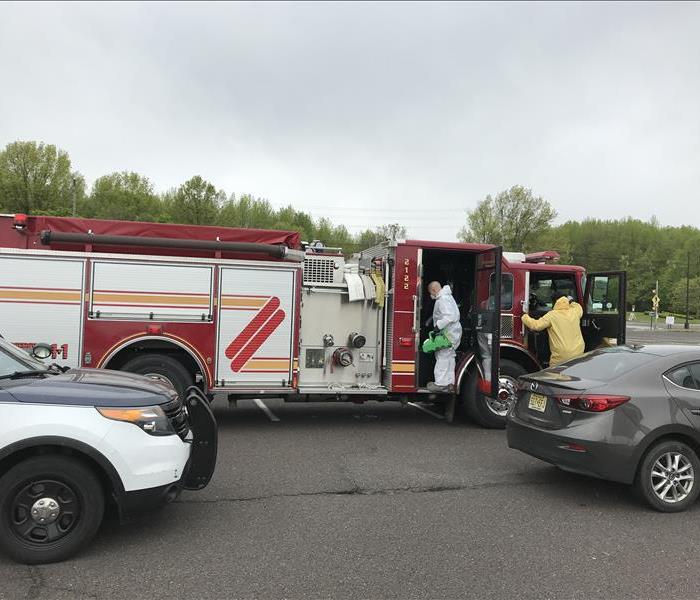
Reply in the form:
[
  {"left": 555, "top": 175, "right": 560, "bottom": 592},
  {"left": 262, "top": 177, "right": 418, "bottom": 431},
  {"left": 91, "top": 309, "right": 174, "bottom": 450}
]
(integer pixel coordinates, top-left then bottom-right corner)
[{"left": 427, "top": 281, "right": 462, "bottom": 392}]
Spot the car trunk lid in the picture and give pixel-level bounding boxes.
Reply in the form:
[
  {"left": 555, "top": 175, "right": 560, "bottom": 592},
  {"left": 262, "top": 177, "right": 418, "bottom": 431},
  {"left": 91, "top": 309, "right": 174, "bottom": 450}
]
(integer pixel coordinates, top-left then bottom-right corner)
[{"left": 514, "top": 374, "right": 604, "bottom": 429}]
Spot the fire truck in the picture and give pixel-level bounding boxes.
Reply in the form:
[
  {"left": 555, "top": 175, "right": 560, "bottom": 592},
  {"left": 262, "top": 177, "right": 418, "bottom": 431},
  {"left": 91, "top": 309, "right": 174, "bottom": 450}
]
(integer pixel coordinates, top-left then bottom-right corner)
[{"left": 0, "top": 214, "right": 626, "bottom": 428}]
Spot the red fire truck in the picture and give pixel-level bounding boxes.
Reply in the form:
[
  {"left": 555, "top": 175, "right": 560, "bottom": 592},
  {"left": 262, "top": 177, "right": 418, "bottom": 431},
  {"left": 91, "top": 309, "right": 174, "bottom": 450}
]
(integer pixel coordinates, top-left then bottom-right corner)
[{"left": 0, "top": 214, "right": 626, "bottom": 428}]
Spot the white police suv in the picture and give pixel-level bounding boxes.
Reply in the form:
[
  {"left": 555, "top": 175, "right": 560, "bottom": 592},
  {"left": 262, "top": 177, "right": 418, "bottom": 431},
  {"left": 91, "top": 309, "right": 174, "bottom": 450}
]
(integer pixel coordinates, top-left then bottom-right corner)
[{"left": 0, "top": 336, "right": 217, "bottom": 564}]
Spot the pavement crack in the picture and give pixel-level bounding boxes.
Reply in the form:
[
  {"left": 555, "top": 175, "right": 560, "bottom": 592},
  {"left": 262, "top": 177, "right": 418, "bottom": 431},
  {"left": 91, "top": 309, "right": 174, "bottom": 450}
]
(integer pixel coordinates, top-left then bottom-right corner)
[{"left": 177, "top": 474, "right": 556, "bottom": 505}]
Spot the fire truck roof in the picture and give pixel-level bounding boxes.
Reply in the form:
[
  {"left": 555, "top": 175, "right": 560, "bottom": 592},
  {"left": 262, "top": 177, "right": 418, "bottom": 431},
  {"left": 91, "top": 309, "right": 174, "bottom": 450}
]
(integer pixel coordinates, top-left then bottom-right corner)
[
  {"left": 402, "top": 239, "right": 499, "bottom": 252},
  {"left": 1, "top": 214, "right": 302, "bottom": 258}
]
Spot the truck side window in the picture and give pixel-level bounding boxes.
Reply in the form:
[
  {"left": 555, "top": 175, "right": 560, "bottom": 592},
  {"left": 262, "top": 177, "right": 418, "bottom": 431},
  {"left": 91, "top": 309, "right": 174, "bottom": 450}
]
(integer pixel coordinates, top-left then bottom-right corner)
[
  {"left": 587, "top": 275, "right": 620, "bottom": 314},
  {"left": 488, "top": 273, "right": 513, "bottom": 311},
  {"left": 529, "top": 273, "right": 577, "bottom": 312}
]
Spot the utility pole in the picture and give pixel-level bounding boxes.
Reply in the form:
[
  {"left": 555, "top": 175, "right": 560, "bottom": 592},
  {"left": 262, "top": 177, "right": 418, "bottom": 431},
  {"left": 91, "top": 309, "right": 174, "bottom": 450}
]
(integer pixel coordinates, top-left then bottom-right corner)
[
  {"left": 685, "top": 251, "right": 691, "bottom": 330},
  {"left": 71, "top": 177, "right": 77, "bottom": 217}
]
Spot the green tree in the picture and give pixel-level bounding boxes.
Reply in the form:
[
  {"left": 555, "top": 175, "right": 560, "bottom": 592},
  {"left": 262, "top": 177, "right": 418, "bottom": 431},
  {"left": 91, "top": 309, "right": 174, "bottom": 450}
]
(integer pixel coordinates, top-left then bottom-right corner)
[
  {"left": 669, "top": 277, "right": 700, "bottom": 318},
  {"left": 219, "top": 194, "right": 277, "bottom": 229},
  {"left": 458, "top": 185, "right": 556, "bottom": 250},
  {"left": 85, "top": 172, "right": 163, "bottom": 222},
  {"left": 0, "top": 141, "right": 85, "bottom": 215},
  {"left": 355, "top": 223, "right": 408, "bottom": 249},
  {"left": 168, "top": 176, "right": 223, "bottom": 225}
]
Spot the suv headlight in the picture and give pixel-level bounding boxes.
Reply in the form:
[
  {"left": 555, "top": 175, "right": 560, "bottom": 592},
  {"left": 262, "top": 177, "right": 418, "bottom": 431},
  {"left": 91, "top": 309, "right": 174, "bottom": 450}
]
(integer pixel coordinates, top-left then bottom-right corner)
[{"left": 96, "top": 406, "right": 175, "bottom": 436}]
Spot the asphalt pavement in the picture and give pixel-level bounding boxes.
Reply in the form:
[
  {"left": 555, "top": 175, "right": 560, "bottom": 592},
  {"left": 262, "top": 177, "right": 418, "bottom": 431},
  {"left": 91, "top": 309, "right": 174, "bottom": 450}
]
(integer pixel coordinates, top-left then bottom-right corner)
[
  {"left": 3, "top": 326, "right": 700, "bottom": 599},
  {"left": 4, "top": 390, "right": 700, "bottom": 600},
  {"left": 627, "top": 321, "right": 700, "bottom": 346}
]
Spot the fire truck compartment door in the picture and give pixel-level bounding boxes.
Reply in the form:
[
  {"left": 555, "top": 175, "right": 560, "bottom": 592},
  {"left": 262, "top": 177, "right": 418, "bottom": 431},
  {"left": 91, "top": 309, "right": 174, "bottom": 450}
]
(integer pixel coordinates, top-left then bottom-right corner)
[
  {"left": 217, "top": 266, "right": 297, "bottom": 387},
  {"left": 582, "top": 271, "right": 627, "bottom": 350},
  {"left": 0, "top": 255, "right": 85, "bottom": 369},
  {"left": 476, "top": 247, "right": 502, "bottom": 397},
  {"left": 90, "top": 261, "right": 214, "bottom": 321}
]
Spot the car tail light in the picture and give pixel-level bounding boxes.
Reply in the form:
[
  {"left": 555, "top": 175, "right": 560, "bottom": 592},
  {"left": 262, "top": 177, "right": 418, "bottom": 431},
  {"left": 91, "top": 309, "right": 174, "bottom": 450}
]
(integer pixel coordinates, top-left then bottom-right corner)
[{"left": 555, "top": 394, "right": 630, "bottom": 412}]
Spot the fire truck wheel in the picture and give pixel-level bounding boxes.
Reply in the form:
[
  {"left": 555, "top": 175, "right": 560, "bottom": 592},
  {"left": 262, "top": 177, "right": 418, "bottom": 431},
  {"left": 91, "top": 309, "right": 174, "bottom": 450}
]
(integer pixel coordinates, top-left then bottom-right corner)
[
  {"left": 121, "top": 354, "right": 193, "bottom": 401},
  {"left": 461, "top": 359, "right": 527, "bottom": 429}
]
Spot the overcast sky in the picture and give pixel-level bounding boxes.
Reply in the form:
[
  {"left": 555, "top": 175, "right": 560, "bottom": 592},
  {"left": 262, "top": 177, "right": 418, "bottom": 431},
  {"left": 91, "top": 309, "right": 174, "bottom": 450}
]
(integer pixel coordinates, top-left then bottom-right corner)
[{"left": 1, "top": 1, "right": 699, "bottom": 240}]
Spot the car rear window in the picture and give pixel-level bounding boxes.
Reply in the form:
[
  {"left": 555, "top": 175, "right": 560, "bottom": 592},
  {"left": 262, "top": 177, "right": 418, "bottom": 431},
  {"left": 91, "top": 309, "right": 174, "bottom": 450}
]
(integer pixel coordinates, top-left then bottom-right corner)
[
  {"left": 556, "top": 348, "right": 657, "bottom": 381},
  {"left": 666, "top": 363, "right": 700, "bottom": 389}
]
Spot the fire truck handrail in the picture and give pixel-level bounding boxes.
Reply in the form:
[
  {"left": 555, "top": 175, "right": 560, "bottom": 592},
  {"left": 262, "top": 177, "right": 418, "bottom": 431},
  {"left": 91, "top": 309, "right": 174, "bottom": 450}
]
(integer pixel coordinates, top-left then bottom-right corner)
[{"left": 39, "top": 230, "right": 305, "bottom": 262}]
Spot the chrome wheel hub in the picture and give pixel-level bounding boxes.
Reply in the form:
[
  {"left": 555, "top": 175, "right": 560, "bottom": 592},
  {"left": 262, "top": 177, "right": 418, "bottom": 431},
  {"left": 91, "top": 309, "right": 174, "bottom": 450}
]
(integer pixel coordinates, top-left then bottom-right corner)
[
  {"left": 486, "top": 375, "right": 517, "bottom": 417},
  {"left": 651, "top": 452, "right": 694, "bottom": 504},
  {"left": 30, "top": 497, "right": 60, "bottom": 525}
]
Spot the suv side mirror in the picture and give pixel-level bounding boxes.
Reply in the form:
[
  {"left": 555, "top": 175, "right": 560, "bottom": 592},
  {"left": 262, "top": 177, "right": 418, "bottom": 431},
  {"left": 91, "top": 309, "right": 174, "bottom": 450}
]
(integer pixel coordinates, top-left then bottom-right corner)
[{"left": 31, "top": 343, "right": 52, "bottom": 360}]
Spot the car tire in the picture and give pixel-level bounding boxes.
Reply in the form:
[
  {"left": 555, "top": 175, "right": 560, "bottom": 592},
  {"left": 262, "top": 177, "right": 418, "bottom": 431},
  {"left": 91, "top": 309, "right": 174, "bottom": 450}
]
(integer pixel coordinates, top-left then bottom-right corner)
[
  {"left": 0, "top": 456, "right": 105, "bottom": 564},
  {"left": 121, "top": 354, "right": 192, "bottom": 400},
  {"left": 636, "top": 440, "right": 700, "bottom": 512},
  {"left": 460, "top": 359, "right": 527, "bottom": 429}
]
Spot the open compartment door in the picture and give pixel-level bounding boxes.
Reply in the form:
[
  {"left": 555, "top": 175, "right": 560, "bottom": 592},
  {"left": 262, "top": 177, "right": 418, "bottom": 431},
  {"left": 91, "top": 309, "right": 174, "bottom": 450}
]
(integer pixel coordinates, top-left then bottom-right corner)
[
  {"left": 582, "top": 271, "right": 627, "bottom": 350},
  {"left": 476, "top": 246, "right": 502, "bottom": 396}
]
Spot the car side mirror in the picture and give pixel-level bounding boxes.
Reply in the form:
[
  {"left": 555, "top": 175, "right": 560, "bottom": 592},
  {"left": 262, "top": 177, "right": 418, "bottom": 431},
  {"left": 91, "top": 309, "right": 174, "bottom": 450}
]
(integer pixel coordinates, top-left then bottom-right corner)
[{"left": 31, "top": 343, "right": 52, "bottom": 360}]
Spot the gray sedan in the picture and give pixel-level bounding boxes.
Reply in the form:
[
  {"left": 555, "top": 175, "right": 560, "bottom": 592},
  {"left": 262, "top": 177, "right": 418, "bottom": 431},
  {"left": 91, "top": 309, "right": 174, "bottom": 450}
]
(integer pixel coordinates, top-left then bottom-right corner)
[{"left": 507, "top": 345, "right": 700, "bottom": 512}]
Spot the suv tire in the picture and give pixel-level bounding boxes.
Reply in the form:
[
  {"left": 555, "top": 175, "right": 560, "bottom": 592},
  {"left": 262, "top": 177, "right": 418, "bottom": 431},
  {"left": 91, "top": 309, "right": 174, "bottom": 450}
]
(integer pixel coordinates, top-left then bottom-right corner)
[{"left": 0, "top": 455, "right": 105, "bottom": 564}]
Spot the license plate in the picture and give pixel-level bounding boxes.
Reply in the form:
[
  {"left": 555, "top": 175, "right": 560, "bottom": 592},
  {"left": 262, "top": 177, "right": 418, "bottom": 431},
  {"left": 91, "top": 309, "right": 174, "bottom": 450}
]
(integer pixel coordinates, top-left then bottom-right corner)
[{"left": 528, "top": 393, "right": 547, "bottom": 412}]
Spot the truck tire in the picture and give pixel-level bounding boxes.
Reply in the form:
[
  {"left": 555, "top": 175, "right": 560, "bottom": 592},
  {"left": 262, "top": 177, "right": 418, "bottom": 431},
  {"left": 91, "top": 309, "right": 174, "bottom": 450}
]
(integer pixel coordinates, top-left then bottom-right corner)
[
  {"left": 636, "top": 440, "right": 700, "bottom": 512},
  {"left": 461, "top": 359, "right": 527, "bottom": 429},
  {"left": 121, "top": 354, "right": 192, "bottom": 400},
  {"left": 0, "top": 456, "right": 105, "bottom": 564}
]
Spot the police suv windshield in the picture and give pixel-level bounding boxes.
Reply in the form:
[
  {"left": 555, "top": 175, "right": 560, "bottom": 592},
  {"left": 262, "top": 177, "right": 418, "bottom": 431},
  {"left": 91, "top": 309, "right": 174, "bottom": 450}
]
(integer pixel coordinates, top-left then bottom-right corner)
[{"left": 0, "top": 338, "right": 46, "bottom": 377}]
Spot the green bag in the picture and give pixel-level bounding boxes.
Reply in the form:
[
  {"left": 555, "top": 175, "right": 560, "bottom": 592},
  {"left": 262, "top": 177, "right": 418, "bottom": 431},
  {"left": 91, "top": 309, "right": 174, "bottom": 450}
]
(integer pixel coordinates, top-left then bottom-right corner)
[{"left": 421, "top": 330, "right": 452, "bottom": 354}]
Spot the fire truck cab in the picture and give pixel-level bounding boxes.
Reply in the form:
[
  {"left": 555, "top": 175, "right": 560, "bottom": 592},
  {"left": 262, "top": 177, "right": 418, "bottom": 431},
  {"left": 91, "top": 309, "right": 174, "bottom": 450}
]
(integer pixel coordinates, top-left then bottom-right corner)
[{"left": 0, "top": 214, "right": 626, "bottom": 428}]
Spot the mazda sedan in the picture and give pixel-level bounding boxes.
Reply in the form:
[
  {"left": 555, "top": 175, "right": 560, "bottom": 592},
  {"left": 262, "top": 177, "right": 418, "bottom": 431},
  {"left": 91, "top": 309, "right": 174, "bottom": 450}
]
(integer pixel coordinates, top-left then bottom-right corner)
[{"left": 507, "top": 345, "right": 700, "bottom": 512}]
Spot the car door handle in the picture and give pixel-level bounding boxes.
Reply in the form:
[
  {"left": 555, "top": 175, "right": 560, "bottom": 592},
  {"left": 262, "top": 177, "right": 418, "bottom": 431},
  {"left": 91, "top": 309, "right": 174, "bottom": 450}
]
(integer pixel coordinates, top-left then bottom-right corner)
[{"left": 690, "top": 409, "right": 700, "bottom": 415}]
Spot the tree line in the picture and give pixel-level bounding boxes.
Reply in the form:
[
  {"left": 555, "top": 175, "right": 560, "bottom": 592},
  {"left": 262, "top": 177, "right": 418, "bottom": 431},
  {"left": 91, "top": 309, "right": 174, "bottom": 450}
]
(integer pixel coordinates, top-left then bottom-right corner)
[
  {"left": 1, "top": 140, "right": 697, "bottom": 314},
  {"left": 459, "top": 185, "right": 700, "bottom": 314},
  {"left": 0, "top": 140, "right": 405, "bottom": 252}
]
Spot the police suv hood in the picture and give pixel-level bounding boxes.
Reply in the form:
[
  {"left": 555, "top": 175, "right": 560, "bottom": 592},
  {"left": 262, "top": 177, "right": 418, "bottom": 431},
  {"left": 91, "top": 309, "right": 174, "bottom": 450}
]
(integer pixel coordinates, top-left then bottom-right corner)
[{"left": 5, "top": 368, "right": 178, "bottom": 407}]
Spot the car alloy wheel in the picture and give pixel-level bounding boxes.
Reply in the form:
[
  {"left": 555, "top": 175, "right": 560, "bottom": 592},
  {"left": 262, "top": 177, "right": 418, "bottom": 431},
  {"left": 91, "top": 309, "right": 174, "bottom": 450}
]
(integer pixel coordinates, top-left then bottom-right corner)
[{"left": 650, "top": 451, "right": 694, "bottom": 504}]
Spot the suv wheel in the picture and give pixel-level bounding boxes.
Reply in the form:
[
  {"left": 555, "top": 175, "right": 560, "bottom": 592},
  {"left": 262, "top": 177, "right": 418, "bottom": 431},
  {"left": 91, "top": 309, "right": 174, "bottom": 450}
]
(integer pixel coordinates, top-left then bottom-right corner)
[
  {"left": 0, "top": 456, "right": 105, "bottom": 564},
  {"left": 636, "top": 440, "right": 700, "bottom": 512}
]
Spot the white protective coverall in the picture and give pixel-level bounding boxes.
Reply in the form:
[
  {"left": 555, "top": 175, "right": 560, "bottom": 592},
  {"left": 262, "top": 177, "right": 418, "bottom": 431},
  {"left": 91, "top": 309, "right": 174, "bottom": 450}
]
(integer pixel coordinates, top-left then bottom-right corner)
[{"left": 432, "top": 285, "right": 462, "bottom": 387}]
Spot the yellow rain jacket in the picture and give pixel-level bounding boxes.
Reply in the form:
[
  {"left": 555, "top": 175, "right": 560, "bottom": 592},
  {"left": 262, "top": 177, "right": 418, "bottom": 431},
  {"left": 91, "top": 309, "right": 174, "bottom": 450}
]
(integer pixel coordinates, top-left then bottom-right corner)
[{"left": 522, "top": 296, "right": 585, "bottom": 366}]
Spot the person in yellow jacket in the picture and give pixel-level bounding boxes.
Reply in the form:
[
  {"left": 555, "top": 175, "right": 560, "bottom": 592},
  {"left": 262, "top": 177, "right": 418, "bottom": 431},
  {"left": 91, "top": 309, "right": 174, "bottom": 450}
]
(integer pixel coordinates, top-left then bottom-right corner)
[{"left": 522, "top": 293, "right": 585, "bottom": 366}]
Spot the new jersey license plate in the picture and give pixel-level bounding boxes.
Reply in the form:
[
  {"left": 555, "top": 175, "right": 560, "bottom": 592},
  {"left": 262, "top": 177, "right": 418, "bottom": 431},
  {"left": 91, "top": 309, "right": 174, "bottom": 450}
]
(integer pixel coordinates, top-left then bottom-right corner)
[{"left": 528, "top": 393, "right": 547, "bottom": 412}]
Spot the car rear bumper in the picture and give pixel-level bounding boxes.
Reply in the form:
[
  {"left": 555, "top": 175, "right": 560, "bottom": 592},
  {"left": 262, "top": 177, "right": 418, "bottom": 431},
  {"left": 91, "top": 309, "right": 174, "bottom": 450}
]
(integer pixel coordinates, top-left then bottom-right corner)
[{"left": 506, "top": 413, "right": 636, "bottom": 484}]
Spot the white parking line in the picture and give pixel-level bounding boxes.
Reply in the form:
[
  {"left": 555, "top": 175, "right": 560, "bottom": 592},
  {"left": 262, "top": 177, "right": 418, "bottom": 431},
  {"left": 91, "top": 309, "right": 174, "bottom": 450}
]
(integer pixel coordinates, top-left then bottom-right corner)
[
  {"left": 407, "top": 402, "right": 445, "bottom": 420},
  {"left": 254, "top": 398, "right": 281, "bottom": 422}
]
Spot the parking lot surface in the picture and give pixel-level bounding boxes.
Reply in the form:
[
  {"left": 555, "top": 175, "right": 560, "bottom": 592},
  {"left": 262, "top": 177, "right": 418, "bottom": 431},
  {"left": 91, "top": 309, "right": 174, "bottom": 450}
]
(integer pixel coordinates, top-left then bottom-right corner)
[
  {"left": 3, "top": 387, "right": 700, "bottom": 600},
  {"left": 3, "top": 326, "right": 700, "bottom": 599}
]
